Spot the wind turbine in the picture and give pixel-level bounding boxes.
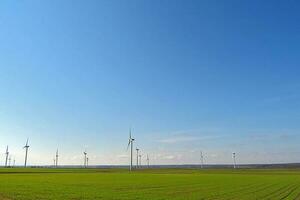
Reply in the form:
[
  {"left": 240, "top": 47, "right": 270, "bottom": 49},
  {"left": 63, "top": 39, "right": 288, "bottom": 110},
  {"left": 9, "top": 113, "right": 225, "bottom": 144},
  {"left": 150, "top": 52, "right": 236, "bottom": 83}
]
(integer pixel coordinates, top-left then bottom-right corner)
[
  {"left": 83, "top": 150, "right": 87, "bottom": 168},
  {"left": 139, "top": 154, "right": 142, "bottom": 168},
  {"left": 23, "top": 138, "right": 30, "bottom": 167},
  {"left": 200, "top": 151, "right": 204, "bottom": 169},
  {"left": 146, "top": 154, "right": 149, "bottom": 168},
  {"left": 136, "top": 148, "right": 139, "bottom": 169},
  {"left": 53, "top": 158, "right": 56, "bottom": 167},
  {"left": 232, "top": 152, "right": 237, "bottom": 169},
  {"left": 13, "top": 158, "right": 15, "bottom": 167},
  {"left": 86, "top": 157, "right": 89, "bottom": 167},
  {"left": 8, "top": 156, "right": 11, "bottom": 167},
  {"left": 55, "top": 149, "right": 59, "bottom": 168},
  {"left": 5, "top": 146, "right": 9, "bottom": 168},
  {"left": 127, "top": 128, "right": 135, "bottom": 171}
]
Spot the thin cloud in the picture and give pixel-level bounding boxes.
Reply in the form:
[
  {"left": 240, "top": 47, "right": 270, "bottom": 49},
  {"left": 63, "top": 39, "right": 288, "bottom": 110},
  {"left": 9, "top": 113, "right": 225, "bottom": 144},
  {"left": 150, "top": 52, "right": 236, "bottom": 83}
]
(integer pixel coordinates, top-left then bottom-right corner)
[
  {"left": 116, "top": 154, "right": 128, "bottom": 159},
  {"left": 247, "top": 130, "right": 299, "bottom": 141},
  {"left": 164, "top": 155, "right": 175, "bottom": 160},
  {"left": 158, "top": 135, "right": 222, "bottom": 144}
]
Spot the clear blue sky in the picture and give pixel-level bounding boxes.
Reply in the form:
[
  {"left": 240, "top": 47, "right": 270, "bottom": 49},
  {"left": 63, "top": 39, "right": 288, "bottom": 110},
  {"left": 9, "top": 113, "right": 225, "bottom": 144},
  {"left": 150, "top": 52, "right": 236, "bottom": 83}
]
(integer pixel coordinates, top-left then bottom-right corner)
[{"left": 0, "top": 0, "right": 299, "bottom": 166}]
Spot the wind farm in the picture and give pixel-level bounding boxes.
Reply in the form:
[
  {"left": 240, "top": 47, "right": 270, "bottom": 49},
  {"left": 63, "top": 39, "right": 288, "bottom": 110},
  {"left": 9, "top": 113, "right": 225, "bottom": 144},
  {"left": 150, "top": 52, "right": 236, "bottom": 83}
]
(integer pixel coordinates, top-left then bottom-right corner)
[
  {"left": 0, "top": 131, "right": 299, "bottom": 200},
  {"left": 1, "top": 0, "right": 300, "bottom": 199}
]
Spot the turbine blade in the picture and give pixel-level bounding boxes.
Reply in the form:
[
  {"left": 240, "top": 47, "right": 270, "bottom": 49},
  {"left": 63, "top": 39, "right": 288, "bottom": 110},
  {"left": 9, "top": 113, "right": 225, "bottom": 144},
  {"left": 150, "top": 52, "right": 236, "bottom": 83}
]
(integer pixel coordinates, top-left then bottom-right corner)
[
  {"left": 126, "top": 139, "right": 131, "bottom": 151},
  {"left": 127, "top": 127, "right": 133, "bottom": 151}
]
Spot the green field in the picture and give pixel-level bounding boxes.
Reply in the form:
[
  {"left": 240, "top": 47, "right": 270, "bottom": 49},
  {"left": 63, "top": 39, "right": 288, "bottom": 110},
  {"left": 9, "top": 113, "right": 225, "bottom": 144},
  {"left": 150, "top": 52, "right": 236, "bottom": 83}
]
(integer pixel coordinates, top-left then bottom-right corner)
[{"left": 0, "top": 168, "right": 300, "bottom": 200}]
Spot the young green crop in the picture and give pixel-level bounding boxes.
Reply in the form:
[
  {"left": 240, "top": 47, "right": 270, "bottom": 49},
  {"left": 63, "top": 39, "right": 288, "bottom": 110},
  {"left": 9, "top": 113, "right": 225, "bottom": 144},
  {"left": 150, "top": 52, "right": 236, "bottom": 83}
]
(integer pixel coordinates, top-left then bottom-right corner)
[{"left": 0, "top": 168, "right": 299, "bottom": 199}]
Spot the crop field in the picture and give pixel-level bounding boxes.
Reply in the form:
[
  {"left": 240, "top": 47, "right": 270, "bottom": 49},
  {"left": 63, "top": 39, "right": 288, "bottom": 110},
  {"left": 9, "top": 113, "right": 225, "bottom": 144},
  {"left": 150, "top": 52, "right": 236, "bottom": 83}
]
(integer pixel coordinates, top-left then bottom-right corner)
[{"left": 0, "top": 168, "right": 300, "bottom": 200}]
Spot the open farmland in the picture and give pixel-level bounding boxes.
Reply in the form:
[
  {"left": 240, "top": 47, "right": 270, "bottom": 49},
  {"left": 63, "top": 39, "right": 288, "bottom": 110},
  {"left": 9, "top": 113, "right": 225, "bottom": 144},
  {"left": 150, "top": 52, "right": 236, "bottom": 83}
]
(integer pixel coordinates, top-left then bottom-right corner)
[{"left": 0, "top": 168, "right": 299, "bottom": 199}]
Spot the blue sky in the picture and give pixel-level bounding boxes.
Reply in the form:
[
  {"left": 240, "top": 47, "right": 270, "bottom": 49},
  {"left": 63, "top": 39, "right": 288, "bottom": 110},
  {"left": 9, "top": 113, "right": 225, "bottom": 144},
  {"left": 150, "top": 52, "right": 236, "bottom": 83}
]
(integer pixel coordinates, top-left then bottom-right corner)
[{"left": 0, "top": 0, "right": 299, "bottom": 166}]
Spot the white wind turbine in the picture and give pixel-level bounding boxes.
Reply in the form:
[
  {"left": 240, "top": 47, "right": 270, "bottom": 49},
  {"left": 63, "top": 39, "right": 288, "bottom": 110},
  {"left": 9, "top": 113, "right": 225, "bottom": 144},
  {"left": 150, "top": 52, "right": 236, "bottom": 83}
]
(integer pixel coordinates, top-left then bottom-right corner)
[
  {"left": 5, "top": 146, "right": 9, "bottom": 168},
  {"left": 8, "top": 156, "right": 11, "bottom": 167},
  {"left": 136, "top": 148, "right": 140, "bottom": 169},
  {"left": 146, "top": 154, "right": 149, "bottom": 168},
  {"left": 127, "top": 128, "right": 135, "bottom": 171},
  {"left": 232, "top": 152, "right": 237, "bottom": 169},
  {"left": 23, "top": 139, "right": 30, "bottom": 167},
  {"left": 83, "top": 150, "right": 87, "bottom": 168},
  {"left": 55, "top": 149, "right": 59, "bottom": 168},
  {"left": 200, "top": 151, "right": 204, "bottom": 169},
  {"left": 139, "top": 154, "right": 142, "bottom": 168}
]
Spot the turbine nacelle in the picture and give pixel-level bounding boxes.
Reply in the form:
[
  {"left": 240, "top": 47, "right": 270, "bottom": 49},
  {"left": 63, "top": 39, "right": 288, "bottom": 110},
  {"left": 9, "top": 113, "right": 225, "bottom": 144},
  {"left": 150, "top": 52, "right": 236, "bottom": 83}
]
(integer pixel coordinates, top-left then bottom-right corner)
[{"left": 24, "top": 139, "right": 30, "bottom": 149}]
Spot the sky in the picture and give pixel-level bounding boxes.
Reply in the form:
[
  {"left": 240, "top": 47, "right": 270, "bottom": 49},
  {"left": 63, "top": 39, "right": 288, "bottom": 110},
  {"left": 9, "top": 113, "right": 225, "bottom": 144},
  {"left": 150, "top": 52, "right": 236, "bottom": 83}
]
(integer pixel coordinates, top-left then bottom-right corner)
[{"left": 0, "top": 0, "right": 300, "bottom": 166}]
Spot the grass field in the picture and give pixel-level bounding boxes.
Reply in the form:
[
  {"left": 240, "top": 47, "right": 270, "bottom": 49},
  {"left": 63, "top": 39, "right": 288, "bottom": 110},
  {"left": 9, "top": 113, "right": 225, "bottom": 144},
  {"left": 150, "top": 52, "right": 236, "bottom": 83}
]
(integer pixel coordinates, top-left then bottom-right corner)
[{"left": 0, "top": 168, "right": 300, "bottom": 199}]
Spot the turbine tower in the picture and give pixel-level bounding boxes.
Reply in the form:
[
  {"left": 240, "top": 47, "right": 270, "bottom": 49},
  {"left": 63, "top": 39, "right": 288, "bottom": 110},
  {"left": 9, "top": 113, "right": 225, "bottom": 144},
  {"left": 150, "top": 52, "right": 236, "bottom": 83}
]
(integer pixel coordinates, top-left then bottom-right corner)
[
  {"left": 55, "top": 149, "right": 59, "bottom": 168},
  {"left": 8, "top": 156, "right": 11, "bottom": 167},
  {"left": 136, "top": 148, "right": 139, "bottom": 169},
  {"left": 200, "top": 151, "right": 204, "bottom": 169},
  {"left": 83, "top": 150, "right": 87, "bottom": 168},
  {"left": 139, "top": 154, "right": 142, "bottom": 168},
  {"left": 86, "top": 157, "right": 89, "bottom": 167},
  {"left": 13, "top": 158, "right": 15, "bottom": 167},
  {"left": 23, "top": 138, "right": 30, "bottom": 167},
  {"left": 5, "top": 146, "right": 9, "bottom": 168},
  {"left": 146, "top": 154, "right": 149, "bottom": 168},
  {"left": 232, "top": 152, "right": 237, "bottom": 169},
  {"left": 127, "top": 128, "right": 135, "bottom": 171}
]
